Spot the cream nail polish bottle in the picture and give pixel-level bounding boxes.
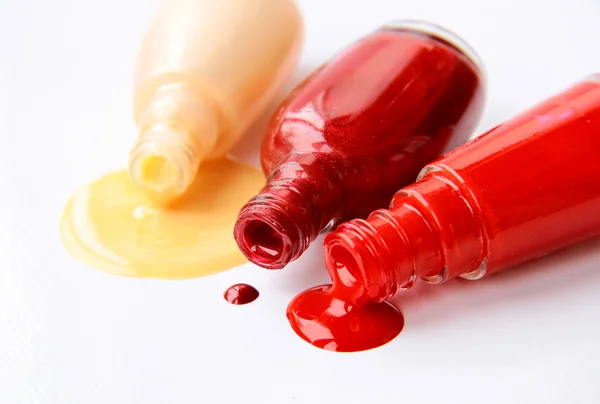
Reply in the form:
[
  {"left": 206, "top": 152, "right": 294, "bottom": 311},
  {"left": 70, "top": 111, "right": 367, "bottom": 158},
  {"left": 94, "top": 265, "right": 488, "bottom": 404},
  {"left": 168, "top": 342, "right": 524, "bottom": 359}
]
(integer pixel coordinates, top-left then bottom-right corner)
[{"left": 129, "top": 0, "right": 303, "bottom": 205}]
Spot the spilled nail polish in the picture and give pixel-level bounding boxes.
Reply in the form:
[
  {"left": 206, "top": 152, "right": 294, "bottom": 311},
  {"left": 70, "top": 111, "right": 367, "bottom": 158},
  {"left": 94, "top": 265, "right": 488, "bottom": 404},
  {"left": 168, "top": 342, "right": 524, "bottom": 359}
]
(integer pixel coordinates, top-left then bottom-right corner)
[
  {"left": 224, "top": 283, "right": 260, "bottom": 305},
  {"left": 287, "top": 285, "right": 404, "bottom": 352},
  {"left": 61, "top": 159, "right": 264, "bottom": 279}
]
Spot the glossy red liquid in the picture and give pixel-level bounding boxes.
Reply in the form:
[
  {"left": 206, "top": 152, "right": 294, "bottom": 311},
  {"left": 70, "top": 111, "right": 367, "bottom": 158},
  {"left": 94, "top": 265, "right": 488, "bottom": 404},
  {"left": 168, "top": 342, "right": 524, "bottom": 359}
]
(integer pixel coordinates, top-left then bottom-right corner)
[
  {"left": 235, "top": 21, "right": 485, "bottom": 269},
  {"left": 324, "top": 76, "right": 600, "bottom": 306},
  {"left": 224, "top": 283, "right": 259, "bottom": 305},
  {"left": 286, "top": 285, "right": 404, "bottom": 352}
]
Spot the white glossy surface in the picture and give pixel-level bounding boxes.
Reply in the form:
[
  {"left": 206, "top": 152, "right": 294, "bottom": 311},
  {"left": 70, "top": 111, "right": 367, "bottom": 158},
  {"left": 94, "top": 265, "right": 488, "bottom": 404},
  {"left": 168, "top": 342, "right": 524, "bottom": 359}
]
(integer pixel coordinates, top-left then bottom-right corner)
[{"left": 1, "top": 0, "right": 600, "bottom": 403}]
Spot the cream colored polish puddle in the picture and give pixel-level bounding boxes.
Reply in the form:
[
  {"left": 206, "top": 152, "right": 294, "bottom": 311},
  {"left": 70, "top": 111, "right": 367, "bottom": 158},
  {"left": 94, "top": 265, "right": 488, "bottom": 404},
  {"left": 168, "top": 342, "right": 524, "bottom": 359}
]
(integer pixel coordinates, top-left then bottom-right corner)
[{"left": 61, "top": 158, "right": 264, "bottom": 279}]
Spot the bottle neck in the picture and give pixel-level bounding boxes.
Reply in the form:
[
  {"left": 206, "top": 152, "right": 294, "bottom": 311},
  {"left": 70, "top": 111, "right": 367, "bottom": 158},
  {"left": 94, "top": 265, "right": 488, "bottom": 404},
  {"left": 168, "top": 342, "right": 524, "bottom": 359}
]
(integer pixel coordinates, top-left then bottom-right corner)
[
  {"left": 234, "top": 155, "right": 343, "bottom": 269},
  {"left": 129, "top": 82, "right": 220, "bottom": 206},
  {"left": 324, "top": 170, "right": 487, "bottom": 305}
]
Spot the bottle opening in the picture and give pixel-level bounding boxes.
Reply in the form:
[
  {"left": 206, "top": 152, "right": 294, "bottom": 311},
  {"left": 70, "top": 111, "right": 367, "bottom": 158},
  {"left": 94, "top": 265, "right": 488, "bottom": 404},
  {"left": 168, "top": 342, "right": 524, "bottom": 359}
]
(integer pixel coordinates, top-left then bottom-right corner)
[
  {"left": 325, "top": 216, "right": 404, "bottom": 305},
  {"left": 130, "top": 151, "right": 186, "bottom": 207},
  {"left": 139, "top": 155, "right": 181, "bottom": 191},
  {"left": 129, "top": 121, "right": 199, "bottom": 206},
  {"left": 242, "top": 219, "right": 285, "bottom": 266},
  {"left": 329, "top": 244, "right": 362, "bottom": 289},
  {"left": 234, "top": 177, "right": 325, "bottom": 270},
  {"left": 326, "top": 242, "right": 368, "bottom": 305}
]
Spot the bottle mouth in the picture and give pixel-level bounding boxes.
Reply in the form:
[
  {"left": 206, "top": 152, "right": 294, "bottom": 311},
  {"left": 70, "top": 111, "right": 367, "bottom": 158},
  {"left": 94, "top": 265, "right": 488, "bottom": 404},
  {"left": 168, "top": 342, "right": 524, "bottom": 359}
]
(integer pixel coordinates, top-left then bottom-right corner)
[
  {"left": 128, "top": 122, "right": 197, "bottom": 206},
  {"left": 129, "top": 147, "right": 187, "bottom": 206},
  {"left": 235, "top": 208, "right": 297, "bottom": 270},
  {"left": 131, "top": 153, "right": 184, "bottom": 196},
  {"left": 325, "top": 239, "right": 368, "bottom": 306},
  {"left": 234, "top": 175, "right": 324, "bottom": 269},
  {"left": 240, "top": 219, "right": 287, "bottom": 267},
  {"left": 324, "top": 216, "right": 403, "bottom": 306}
]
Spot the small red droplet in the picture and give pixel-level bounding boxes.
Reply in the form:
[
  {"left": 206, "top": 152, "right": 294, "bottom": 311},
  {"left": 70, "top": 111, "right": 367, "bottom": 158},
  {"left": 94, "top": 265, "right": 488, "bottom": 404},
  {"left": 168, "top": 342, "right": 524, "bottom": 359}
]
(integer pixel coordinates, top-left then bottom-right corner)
[{"left": 224, "top": 283, "right": 259, "bottom": 305}]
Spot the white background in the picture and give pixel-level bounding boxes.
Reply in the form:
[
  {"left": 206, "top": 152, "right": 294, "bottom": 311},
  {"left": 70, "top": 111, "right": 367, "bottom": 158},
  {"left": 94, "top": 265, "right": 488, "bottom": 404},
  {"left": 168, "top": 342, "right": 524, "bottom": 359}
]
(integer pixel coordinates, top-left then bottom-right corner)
[{"left": 1, "top": 0, "right": 600, "bottom": 403}]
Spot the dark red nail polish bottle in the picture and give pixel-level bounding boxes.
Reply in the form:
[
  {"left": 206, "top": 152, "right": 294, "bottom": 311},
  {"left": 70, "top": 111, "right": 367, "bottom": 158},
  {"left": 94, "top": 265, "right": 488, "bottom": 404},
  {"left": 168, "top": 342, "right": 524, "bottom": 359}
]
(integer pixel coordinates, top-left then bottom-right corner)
[{"left": 235, "top": 20, "right": 486, "bottom": 269}]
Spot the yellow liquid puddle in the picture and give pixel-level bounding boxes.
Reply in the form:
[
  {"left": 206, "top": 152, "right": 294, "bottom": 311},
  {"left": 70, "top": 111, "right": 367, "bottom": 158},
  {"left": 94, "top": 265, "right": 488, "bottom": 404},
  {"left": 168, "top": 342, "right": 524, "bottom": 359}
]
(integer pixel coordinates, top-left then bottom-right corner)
[{"left": 61, "top": 158, "right": 264, "bottom": 279}]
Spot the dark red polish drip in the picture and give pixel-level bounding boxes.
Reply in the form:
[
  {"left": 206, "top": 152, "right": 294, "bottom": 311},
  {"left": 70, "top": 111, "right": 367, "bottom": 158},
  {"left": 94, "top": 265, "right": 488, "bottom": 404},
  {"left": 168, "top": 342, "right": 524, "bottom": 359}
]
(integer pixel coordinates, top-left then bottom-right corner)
[
  {"left": 286, "top": 285, "right": 404, "bottom": 352},
  {"left": 321, "top": 75, "right": 600, "bottom": 307},
  {"left": 224, "top": 283, "right": 259, "bottom": 305},
  {"left": 235, "top": 20, "right": 486, "bottom": 270}
]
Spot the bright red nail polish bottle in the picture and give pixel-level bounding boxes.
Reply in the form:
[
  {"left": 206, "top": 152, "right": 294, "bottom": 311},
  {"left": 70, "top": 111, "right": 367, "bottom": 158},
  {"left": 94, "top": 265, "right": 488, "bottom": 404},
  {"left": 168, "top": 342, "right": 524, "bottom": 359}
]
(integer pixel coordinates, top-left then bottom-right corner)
[
  {"left": 324, "top": 76, "right": 600, "bottom": 306},
  {"left": 235, "top": 21, "right": 486, "bottom": 269}
]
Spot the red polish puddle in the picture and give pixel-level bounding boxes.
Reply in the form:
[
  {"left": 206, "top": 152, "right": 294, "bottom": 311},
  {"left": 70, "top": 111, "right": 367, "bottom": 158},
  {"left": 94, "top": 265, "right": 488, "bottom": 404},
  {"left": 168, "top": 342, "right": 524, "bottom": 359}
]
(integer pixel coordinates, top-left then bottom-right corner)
[
  {"left": 224, "top": 283, "right": 260, "bottom": 305},
  {"left": 286, "top": 285, "right": 404, "bottom": 352}
]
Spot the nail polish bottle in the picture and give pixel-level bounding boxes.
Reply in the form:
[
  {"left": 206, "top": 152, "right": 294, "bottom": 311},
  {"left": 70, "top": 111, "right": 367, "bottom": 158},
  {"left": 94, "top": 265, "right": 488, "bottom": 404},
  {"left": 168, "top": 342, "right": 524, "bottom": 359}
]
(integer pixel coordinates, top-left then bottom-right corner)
[
  {"left": 325, "top": 76, "right": 600, "bottom": 306},
  {"left": 128, "top": 0, "right": 303, "bottom": 205},
  {"left": 235, "top": 21, "right": 486, "bottom": 269}
]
